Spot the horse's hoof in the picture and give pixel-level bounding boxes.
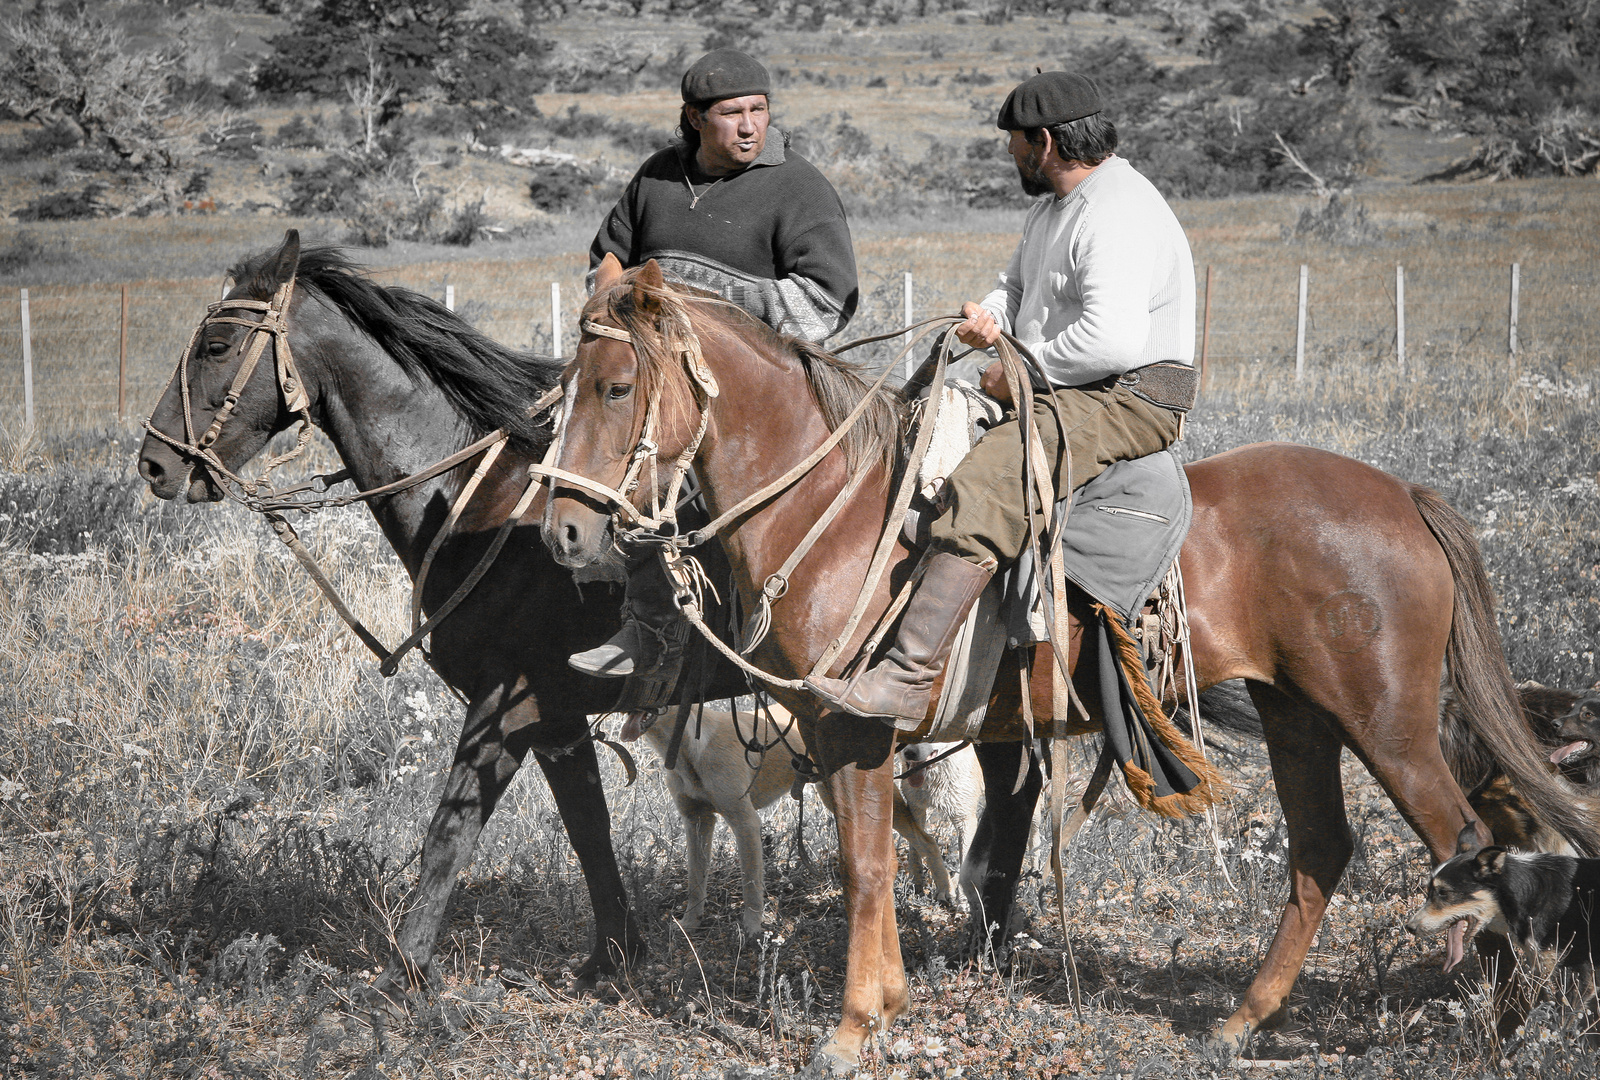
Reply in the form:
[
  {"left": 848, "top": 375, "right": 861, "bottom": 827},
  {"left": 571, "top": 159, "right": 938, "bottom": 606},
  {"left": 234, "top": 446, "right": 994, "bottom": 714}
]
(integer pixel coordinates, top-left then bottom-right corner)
[
  {"left": 805, "top": 1044, "right": 858, "bottom": 1076},
  {"left": 354, "top": 978, "right": 411, "bottom": 1031},
  {"left": 573, "top": 941, "right": 639, "bottom": 990},
  {"left": 1213, "top": 1008, "right": 1272, "bottom": 1056}
]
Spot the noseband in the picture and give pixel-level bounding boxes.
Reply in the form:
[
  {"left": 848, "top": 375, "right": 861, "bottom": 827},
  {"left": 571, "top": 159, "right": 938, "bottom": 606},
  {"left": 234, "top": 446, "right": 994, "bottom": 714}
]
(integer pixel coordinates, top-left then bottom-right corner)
[
  {"left": 530, "top": 314, "right": 719, "bottom": 538},
  {"left": 142, "top": 276, "right": 314, "bottom": 503}
]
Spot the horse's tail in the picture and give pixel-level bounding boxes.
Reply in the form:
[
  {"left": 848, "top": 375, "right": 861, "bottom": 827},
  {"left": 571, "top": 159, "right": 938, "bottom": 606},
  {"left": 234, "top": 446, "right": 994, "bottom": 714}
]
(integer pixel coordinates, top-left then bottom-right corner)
[{"left": 1412, "top": 485, "right": 1600, "bottom": 858}]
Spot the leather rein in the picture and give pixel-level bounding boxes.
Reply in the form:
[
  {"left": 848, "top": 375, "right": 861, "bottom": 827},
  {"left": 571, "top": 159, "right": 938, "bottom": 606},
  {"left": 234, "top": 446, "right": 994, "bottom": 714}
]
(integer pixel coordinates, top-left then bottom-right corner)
[{"left": 144, "top": 276, "right": 564, "bottom": 680}]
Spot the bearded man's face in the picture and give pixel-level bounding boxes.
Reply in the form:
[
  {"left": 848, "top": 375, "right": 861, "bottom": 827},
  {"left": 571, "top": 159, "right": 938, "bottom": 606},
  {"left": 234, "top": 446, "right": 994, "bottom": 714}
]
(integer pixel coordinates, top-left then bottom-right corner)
[{"left": 1007, "top": 130, "right": 1051, "bottom": 196}]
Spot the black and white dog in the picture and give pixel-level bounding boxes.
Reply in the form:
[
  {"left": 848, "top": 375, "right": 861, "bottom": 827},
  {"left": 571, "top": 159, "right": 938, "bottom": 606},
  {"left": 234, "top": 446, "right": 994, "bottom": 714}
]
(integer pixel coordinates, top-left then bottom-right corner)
[
  {"left": 1407, "top": 822, "right": 1600, "bottom": 975},
  {"left": 1548, "top": 691, "right": 1600, "bottom": 781}
]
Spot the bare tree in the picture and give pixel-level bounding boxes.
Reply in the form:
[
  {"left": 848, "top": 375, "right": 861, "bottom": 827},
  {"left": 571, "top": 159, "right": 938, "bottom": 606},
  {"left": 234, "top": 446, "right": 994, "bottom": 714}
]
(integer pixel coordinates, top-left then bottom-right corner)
[
  {"left": 1273, "top": 131, "right": 1333, "bottom": 198},
  {"left": 0, "top": 12, "right": 176, "bottom": 148},
  {"left": 344, "top": 40, "right": 397, "bottom": 156}
]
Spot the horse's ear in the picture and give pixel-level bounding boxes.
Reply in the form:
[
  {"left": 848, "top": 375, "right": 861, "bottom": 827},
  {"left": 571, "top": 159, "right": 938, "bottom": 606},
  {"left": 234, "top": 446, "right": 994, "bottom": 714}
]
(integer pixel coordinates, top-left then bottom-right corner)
[
  {"left": 595, "top": 252, "right": 624, "bottom": 292},
  {"left": 269, "top": 229, "right": 301, "bottom": 288},
  {"left": 633, "top": 258, "right": 666, "bottom": 308}
]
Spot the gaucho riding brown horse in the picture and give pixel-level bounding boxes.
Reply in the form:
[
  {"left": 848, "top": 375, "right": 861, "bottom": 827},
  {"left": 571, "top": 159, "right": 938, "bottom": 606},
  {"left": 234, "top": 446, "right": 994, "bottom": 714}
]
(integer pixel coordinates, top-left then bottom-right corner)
[
  {"left": 136, "top": 233, "right": 740, "bottom": 1009},
  {"left": 543, "top": 258, "right": 1600, "bottom": 1071}
]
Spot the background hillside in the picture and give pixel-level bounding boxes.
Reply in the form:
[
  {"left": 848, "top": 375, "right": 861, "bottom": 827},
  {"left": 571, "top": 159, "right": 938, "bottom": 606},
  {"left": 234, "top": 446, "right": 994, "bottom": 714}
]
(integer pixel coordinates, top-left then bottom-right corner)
[
  {"left": 2, "top": 0, "right": 1596, "bottom": 243},
  {"left": 3, "top": 3, "right": 1600, "bottom": 1078}
]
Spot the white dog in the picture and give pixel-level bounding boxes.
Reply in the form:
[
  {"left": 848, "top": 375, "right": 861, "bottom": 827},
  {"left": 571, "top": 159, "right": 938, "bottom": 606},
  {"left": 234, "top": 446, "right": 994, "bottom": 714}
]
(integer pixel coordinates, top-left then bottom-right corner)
[
  {"left": 898, "top": 741, "right": 982, "bottom": 900},
  {"left": 616, "top": 704, "right": 963, "bottom": 936}
]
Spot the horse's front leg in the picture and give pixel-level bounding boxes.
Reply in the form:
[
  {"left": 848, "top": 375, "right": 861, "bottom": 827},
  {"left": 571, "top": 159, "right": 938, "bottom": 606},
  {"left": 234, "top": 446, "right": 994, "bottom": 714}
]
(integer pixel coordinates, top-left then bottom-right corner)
[
  {"left": 532, "top": 732, "right": 646, "bottom": 983},
  {"left": 814, "top": 754, "right": 901, "bottom": 1071},
  {"left": 373, "top": 689, "right": 530, "bottom": 1005}
]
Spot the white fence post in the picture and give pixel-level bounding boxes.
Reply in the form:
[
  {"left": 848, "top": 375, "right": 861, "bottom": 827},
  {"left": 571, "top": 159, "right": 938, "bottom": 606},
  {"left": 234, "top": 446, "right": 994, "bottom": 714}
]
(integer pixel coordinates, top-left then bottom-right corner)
[
  {"left": 119, "top": 284, "right": 129, "bottom": 421},
  {"left": 902, "top": 271, "right": 914, "bottom": 379},
  {"left": 1508, "top": 263, "right": 1520, "bottom": 359},
  {"left": 1295, "top": 265, "right": 1308, "bottom": 381},
  {"left": 1395, "top": 265, "right": 1405, "bottom": 371},
  {"left": 445, "top": 284, "right": 455, "bottom": 312},
  {"left": 551, "top": 282, "right": 562, "bottom": 356},
  {"left": 20, "top": 288, "right": 34, "bottom": 428}
]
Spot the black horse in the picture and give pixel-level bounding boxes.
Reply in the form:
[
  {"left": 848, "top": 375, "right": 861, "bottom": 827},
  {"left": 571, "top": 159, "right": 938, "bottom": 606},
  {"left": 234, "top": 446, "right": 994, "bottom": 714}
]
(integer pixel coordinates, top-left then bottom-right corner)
[{"left": 137, "top": 231, "right": 727, "bottom": 1001}]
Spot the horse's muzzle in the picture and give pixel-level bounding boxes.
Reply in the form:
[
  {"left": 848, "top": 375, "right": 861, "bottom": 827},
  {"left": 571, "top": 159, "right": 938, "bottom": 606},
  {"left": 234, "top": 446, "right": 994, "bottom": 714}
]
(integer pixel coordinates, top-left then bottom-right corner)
[{"left": 543, "top": 503, "right": 611, "bottom": 569}]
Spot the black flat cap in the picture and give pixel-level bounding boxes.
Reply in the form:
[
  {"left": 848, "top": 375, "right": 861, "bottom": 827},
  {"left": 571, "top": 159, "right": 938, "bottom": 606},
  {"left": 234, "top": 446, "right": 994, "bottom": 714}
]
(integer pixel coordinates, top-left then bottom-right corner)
[
  {"left": 996, "top": 71, "right": 1102, "bottom": 130},
  {"left": 681, "top": 49, "right": 771, "bottom": 104}
]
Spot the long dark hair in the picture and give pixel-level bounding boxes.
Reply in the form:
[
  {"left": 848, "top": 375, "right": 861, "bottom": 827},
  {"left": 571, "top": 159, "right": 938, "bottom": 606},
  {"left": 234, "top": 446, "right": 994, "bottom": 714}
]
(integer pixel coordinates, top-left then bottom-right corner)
[{"left": 677, "top": 103, "right": 705, "bottom": 150}]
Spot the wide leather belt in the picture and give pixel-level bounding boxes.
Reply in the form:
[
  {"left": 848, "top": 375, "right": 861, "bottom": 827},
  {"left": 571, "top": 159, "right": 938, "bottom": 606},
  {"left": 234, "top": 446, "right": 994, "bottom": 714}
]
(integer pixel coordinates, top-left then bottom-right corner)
[{"left": 1117, "top": 361, "right": 1198, "bottom": 413}]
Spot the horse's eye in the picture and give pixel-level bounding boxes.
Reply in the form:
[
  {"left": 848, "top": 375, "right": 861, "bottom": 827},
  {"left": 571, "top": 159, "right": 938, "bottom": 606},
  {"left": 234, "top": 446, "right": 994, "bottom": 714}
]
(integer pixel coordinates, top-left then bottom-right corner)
[
  {"left": 607, "top": 384, "right": 633, "bottom": 400},
  {"left": 206, "top": 340, "right": 232, "bottom": 358}
]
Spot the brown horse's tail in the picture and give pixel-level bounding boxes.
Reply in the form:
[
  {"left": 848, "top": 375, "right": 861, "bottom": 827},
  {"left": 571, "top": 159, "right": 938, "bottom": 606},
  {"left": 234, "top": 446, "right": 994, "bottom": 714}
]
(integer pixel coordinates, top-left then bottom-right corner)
[{"left": 1412, "top": 485, "right": 1600, "bottom": 858}]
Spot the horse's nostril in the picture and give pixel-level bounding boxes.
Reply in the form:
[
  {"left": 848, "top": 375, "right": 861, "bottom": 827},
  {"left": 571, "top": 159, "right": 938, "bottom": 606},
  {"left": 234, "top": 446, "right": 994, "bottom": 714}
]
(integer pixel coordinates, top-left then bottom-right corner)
[
  {"left": 138, "top": 457, "right": 163, "bottom": 484},
  {"left": 562, "top": 521, "right": 582, "bottom": 548}
]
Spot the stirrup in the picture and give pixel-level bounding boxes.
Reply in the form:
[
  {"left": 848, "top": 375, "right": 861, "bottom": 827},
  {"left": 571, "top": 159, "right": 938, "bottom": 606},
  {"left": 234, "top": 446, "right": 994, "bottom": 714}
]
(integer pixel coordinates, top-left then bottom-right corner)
[{"left": 613, "top": 617, "right": 693, "bottom": 712}]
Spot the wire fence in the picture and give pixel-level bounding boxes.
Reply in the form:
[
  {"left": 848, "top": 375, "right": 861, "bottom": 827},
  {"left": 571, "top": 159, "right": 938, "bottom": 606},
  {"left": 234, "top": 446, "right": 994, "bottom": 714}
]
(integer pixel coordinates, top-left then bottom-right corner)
[{"left": 2, "top": 257, "right": 1597, "bottom": 436}]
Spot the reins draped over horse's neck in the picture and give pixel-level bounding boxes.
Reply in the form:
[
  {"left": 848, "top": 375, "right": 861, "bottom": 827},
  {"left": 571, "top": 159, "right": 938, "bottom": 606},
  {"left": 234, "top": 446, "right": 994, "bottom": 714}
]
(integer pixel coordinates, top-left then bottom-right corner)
[{"left": 589, "top": 280, "right": 904, "bottom": 483}]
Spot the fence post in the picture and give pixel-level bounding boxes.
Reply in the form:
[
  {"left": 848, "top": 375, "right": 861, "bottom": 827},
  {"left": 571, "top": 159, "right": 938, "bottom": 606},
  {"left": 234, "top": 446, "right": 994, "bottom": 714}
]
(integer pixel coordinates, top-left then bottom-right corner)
[
  {"left": 445, "top": 284, "right": 455, "bottom": 312},
  {"left": 902, "top": 271, "right": 914, "bottom": 379},
  {"left": 1200, "top": 265, "right": 1213, "bottom": 387},
  {"left": 20, "top": 288, "right": 34, "bottom": 428},
  {"left": 1508, "top": 262, "right": 1520, "bottom": 360},
  {"left": 551, "top": 282, "right": 563, "bottom": 356},
  {"left": 1395, "top": 265, "right": 1405, "bottom": 371},
  {"left": 1295, "top": 264, "right": 1307, "bottom": 381},
  {"left": 119, "top": 284, "right": 129, "bottom": 420}
]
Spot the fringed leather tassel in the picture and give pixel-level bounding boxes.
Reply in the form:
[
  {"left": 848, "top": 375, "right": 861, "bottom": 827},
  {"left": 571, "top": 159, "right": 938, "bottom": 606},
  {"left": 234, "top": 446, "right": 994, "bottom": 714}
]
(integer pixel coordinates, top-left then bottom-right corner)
[{"left": 1095, "top": 602, "right": 1231, "bottom": 817}]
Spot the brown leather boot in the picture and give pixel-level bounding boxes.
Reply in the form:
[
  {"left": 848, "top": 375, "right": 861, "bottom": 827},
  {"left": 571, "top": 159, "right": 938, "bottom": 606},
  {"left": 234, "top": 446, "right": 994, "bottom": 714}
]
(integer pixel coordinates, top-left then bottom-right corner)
[
  {"left": 570, "top": 555, "right": 684, "bottom": 679},
  {"left": 805, "top": 552, "right": 993, "bottom": 725}
]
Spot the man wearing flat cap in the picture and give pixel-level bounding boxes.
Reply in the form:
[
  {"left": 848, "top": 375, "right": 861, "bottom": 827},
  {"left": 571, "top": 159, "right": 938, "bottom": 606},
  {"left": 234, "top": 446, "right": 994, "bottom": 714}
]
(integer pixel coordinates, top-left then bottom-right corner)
[
  {"left": 810, "top": 70, "right": 1198, "bottom": 726},
  {"left": 586, "top": 48, "right": 859, "bottom": 342},
  {"left": 571, "top": 49, "right": 860, "bottom": 691}
]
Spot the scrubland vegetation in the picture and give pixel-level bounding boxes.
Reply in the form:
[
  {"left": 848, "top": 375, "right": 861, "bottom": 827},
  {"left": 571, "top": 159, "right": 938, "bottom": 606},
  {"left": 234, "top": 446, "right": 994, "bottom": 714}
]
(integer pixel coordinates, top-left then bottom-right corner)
[{"left": 3, "top": 1, "right": 1600, "bottom": 1077}]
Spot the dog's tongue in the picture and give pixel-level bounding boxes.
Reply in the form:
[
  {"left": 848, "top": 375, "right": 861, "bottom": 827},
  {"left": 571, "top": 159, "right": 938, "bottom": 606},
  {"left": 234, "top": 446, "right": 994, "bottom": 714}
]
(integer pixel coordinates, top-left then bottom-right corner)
[
  {"left": 905, "top": 770, "right": 925, "bottom": 789},
  {"left": 1550, "top": 740, "right": 1589, "bottom": 765},
  {"left": 619, "top": 711, "right": 648, "bottom": 743},
  {"left": 1444, "top": 920, "right": 1468, "bottom": 972}
]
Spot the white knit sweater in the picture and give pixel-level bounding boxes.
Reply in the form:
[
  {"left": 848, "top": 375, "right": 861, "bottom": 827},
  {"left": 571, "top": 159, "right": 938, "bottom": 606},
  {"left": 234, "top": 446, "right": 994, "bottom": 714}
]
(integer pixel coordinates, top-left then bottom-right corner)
[{"left": 979, "top": 156, "right": 1196, "bottom": 386}]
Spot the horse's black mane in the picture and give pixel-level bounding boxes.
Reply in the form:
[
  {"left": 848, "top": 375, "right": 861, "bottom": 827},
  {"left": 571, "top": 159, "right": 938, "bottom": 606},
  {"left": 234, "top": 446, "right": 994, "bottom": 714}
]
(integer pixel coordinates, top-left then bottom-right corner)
[{"left": 231, "top": 244, "right": 564, "bottom": 448}]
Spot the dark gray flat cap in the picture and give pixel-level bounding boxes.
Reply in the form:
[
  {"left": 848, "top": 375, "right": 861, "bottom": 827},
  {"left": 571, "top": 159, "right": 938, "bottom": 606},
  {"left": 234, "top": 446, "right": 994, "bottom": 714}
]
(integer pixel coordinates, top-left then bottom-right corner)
[
  {"left": 681, "top": 49, "right": 771, "bottom": 104},
  {"left": 996, "top": 71, "right": 1103, "bottom": 130}
]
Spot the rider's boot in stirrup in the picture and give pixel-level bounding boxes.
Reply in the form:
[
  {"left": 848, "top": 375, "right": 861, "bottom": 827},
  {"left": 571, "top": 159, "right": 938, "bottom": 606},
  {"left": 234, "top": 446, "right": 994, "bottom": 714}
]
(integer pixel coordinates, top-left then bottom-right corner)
[
  {"left": 805, "top": 551, "right": 992, "bottom": 726},
  {"left": 569, "top": 555, "right": 686, "bottom": 684}
]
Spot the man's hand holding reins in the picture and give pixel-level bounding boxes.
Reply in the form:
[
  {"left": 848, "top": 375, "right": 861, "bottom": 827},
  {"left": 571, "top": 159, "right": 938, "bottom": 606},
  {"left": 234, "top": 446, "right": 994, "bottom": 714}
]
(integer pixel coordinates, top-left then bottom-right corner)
[
  {"left": 955, "top": 301, "right": 1001, "bottom": 350},
  {"left": 955, "top": 302, "right": 1012, "bottom": 405}
]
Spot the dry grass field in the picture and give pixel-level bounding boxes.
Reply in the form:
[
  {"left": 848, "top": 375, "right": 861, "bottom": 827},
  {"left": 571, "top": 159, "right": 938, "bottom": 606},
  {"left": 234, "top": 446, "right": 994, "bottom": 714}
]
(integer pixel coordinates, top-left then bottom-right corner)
[
  {"left": 2, "top": 177, "right": 1597, "bottom": 1078},
  {"left": 3, "top": 5, "right": 1600, "bottom": 1069}
]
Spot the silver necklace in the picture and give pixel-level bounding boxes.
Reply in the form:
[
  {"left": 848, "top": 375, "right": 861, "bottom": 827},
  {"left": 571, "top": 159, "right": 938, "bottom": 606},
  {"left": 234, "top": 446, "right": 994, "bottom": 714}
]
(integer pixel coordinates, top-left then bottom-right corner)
[{"left": 684, "top": 173, "right": 728, "bottom": 210}]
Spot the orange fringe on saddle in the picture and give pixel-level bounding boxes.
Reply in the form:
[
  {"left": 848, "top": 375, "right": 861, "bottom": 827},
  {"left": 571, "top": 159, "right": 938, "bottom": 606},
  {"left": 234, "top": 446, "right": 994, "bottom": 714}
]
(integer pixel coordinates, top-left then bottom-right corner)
[{"left": 1093, "top": 602, "right": 1231, "bottom": 818}]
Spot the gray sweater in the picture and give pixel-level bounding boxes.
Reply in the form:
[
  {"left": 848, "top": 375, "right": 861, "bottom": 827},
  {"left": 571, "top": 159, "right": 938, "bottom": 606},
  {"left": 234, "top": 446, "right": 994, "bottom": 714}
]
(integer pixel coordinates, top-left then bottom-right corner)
[{"left": 590, "top": 135, "right": 859, "bottom": 341}]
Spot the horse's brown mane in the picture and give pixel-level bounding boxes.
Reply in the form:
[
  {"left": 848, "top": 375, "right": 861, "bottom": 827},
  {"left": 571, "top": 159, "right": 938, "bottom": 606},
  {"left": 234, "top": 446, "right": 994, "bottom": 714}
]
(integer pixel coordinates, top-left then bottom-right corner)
[{"left": 587, "top": 271, "right": 904, "bottom": 479}]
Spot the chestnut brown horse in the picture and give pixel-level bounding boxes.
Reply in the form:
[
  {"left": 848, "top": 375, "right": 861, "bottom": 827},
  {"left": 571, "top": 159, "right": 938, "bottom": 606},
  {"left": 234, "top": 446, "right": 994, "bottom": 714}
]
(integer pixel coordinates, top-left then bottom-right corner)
[
  {"left": 136, "top": 234, "right": 738, "bottom": 1008},
  {"left": 543, "top": 260, "right": 1600, "bottom": 1071}
]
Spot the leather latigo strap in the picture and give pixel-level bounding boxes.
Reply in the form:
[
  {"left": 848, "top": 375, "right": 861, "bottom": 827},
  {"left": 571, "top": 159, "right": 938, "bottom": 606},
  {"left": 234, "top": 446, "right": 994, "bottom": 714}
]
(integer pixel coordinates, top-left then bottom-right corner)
[{"left": 1118, "top": 361, "right": 1198, "bottom": 413}]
